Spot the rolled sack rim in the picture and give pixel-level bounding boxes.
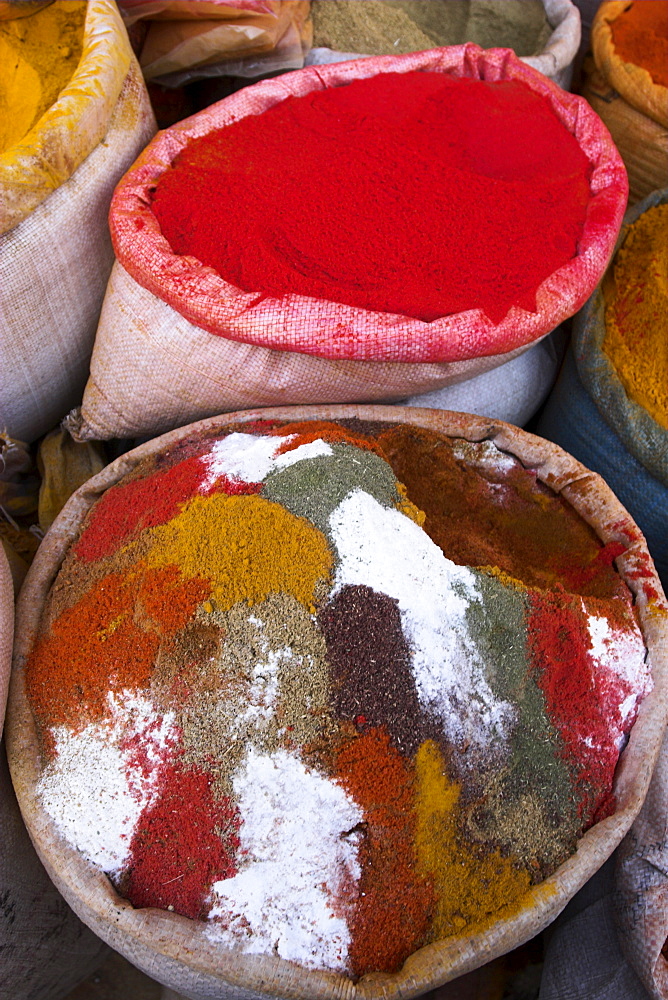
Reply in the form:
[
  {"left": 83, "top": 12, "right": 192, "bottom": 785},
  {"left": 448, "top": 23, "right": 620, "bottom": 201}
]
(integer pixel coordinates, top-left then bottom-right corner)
[
  {"left": 109, "top": 43, "right": 628, "bottom": 364},
  {"left": 0, "top": 0, "right": 132, "bottom": 235},
  {"left": 0, "top": 543, "right": 13, "bottom": 739},
  {"left": 6, "top": 404, "right": 668, "bottom": 999},
  {"left": 307, "top": 0, "right": 581, "bottom": 86},
  {"left": 573, "top": 187, "right": 668, "bottom": 488},
  {"left": 520, "top": 0, "right": 580, "bottom": 82},
  {"left": 591, "top": 0, "right": 668, "bottom": 129}
]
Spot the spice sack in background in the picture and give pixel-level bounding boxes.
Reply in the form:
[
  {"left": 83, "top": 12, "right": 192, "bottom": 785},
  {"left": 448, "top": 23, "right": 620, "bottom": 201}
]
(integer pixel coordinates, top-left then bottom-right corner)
[
  {"left": 0, "top": 0, "right": 156, "bottom": 444},
  {"left": 538, "top": 188, "right": 668, "bottom": 590},
  {"left": 117, "top": 0, "right": 312, "bottom": 86},
  {"left": 7, "top": 406, "right": 668, "bottom": 1000},
  {"left": 0, "top": 545, "right": 109, "bottom": 1000},
  {"left": 69, "top": 45, "right": 627, "bottom": 442},
  {"left": 307, "top": 0, "right": 580, "bottom": 89},
  {"left": 582, "top": 0, "right": 668, "bottom": 205}
]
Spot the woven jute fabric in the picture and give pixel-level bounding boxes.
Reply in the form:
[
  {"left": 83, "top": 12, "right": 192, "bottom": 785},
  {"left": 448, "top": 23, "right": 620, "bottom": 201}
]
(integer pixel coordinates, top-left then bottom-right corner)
[
  {"left": 616, "top": 727, "right": 668, "bottom": 1000},
  {"left": 72, "top": 44, "right": 627, "bottom": 441},
  {"left": 0, "top": 538, "right": 108, "bottom": 1000},
  {"left": 0, "top": 547, "right": 11, "bottom": 737},
  {"left": 6, "top": 404, "right": 668, "bottom": 1000},
  {"left": 0, "top": 2, "right": 157, "bottom": 444}
]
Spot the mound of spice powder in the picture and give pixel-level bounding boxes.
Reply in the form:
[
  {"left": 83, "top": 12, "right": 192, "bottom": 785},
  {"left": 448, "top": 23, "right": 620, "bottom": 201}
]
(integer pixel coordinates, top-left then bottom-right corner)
[
  {"left": 151, "top": 71, "right": 592, "bottom": 325},
  {"left": 610, "top": 0, "right": 668, "bottom": 89},
  {"left": 602, "top": 202, "right": 668, "bottom": 430},
  {"left": 26, "top": 420, "right": 651, "bottom": 978}
]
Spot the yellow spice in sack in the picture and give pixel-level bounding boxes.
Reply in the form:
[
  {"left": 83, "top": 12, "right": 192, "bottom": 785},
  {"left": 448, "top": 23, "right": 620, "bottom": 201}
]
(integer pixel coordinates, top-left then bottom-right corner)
[
  {"left": 0, "top": 0, "right": 86, "bottom": 153},
  {"left": 603, "top": 204, "right": 668, "bottom": 429}
]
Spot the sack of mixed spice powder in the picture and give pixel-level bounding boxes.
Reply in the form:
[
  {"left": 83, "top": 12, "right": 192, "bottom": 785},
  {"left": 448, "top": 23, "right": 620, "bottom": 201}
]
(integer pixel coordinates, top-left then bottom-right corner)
[
  {"left": 307, "top": 0, "right": 580, "bottom": 89},
  {"left": 537, "top": 188, "right": 668, "bottom": 590},
  {"left": 581, "top": 0, "right": 668, "bottom": 205},
  {"left": 6, "top": 403, "right": 668, "bottom": 999},
  {"left": 66, "top": 44, "right": 627, "bottom": 442},
  {"left": 0, "top": 544, "right": 108, "bottom": 1000},
  {"left": 0, "top": 0, "right": 157, "bottom": 444}
]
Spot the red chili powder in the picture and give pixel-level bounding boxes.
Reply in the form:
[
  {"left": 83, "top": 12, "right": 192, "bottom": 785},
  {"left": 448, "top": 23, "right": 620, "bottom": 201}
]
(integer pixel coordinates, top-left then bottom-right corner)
[
  {"left": 137, "top": 565, "right": 211, "bottom": 635},
  {"left": 74, "top": 454, "right": 261, "bottom": 564},
  {"left": 152, "top": 72, "right": 591, "bottom": 325},
  {"left": 26, "top": 572, "right": 161, "bottom": 735},
  {"left": 121, "top": 758, "right": 240, "bottom": 920},
  {"left": 527, "top": 590, "right": 633, "bottom": 824},
  {"left": 334, "top": 727, "right": 434, "bottom": 977},
  {"left": 26, "top": 564, "right": 210, "bottom": 737}
]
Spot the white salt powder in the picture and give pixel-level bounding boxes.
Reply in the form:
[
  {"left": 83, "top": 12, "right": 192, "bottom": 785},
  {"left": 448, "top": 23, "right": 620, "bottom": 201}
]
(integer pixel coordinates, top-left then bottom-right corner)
[
  {"left": 231, "top": 644, "right": 289, "bottom": 734},
  {"left": 38, "top": 691, "right": 175, "bottom": 876},
  {"left": 203, "top": 433, "right": 331, "bottom": 487},
  {"left": 207, "top": 747, "right": 362, "bottom": 972},
  {"left": 587, "top": 611, "right": 651, "bottom": 738},
  {"left": 328, "top": 489, "right": 515, "bottom": 748}
]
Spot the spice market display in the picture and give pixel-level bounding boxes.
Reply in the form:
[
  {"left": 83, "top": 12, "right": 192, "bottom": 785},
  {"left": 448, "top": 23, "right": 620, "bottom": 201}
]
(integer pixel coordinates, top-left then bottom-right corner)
[
  {"left": 24, "top": 418, "right": 653, "bottom": 979},
  {"left": 2, "top": 1, "right": 668, "bottom": 998}
]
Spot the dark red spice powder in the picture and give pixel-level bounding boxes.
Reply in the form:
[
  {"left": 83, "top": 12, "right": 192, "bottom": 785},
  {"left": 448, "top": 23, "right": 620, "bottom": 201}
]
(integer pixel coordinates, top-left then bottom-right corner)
[
  {"left": 319, "top": 584, "right": 439, "bottom": 756},
  {"left": 376, "top": 424, "right": 627, "bottom": 600},
  {"left": 74, "top": 454, "right": 261, "bottom": 564},
  {"left": 152, "top": 71, "right": 591, "bottom": 324},
  {"left": 121, "top": 758, "right": 240, "bottom": 919}
]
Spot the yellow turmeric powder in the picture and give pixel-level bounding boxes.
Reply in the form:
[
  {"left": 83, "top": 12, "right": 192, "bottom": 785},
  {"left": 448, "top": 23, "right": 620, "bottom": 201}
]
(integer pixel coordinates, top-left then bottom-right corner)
[
  {"left": 0, "top": 0, "right": 86, "bottom": 154},
  {"left": 143, "top": 492, "right": 333, "bottom": 613},
  {"left": 603, "top": 203, "right": 668, "bottom": 429},
  {"left": 415, "top": 739, "right": 532, "bottom": 940}
]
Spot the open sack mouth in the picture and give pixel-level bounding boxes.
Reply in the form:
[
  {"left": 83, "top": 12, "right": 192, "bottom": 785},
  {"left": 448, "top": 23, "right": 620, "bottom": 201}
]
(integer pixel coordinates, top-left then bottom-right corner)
[{"left": 8, "top": 406, "right": 667, "bottom": 998}]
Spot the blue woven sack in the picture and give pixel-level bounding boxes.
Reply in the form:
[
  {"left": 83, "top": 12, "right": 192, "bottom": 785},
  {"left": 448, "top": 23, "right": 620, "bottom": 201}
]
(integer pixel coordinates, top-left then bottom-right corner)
[{"left": 538, "top": 189, "right": 668, "bottom": 588}]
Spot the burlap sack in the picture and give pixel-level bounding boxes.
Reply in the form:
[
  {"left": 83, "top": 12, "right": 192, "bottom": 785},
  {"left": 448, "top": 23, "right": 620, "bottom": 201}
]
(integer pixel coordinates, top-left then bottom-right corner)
[
  {"left": 6, "top": 404, "right": 668, "bottom": 1000},
  {"left": 68, "top": 44, "right": 627, "bottom": 442},
  {"left": 0, "top": 0, "right": 157, "bottom": 444},
  {"left": 583, "top": 1, "right": 668, "bottom": 206},
  {"left": 402, "top": 328, "right": 566, "bottom": 427},
  {"left": 306, "top": 0, "right": 581, "bottom": 90},
  {"left": 615, "top": 727, "right": 668, "bottom": 1000},
  {"left": 0, "top": 545, "right": 12, "bottom": 735},
  {"left": 0, "top": 544, "right": 108, "bottom": 1000}
]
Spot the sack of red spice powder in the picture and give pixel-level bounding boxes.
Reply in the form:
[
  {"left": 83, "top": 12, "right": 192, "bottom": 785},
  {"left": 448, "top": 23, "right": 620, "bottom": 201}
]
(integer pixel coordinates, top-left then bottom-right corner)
[
  {"left": 0, "top": 545, "right": 109, "bottom": 1000},
  {"left": 68, "top": 44, "right": 627, "bottom": 442},
  {"left": 7, "top": 404, "right": 668, "bottom": 1000}
]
